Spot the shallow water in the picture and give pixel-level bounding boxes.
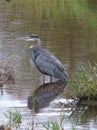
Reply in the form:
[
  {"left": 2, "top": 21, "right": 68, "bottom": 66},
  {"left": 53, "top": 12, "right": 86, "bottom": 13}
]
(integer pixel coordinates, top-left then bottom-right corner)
[{"left": 1, "top": 0, "right": 97, "bottom": 129}]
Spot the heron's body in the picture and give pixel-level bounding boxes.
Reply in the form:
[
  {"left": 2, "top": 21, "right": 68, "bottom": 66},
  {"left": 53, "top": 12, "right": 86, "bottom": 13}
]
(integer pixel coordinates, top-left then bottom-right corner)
[{"left": 28, "top": 35, "right": 67, "bottom": 81}]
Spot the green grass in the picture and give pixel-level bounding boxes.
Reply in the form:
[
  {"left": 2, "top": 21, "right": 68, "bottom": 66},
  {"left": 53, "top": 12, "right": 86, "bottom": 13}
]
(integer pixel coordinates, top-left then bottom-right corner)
[
  {"left": 43, "top": 119, "right": 64, "bottom": 130},
  {"left": 43, "top": 109, "right": 76, "bottom": 130},
  {"left": 4, "top": 109, "right": 22, "bottom": 128},
  {"left": 3, "top": 109, "right": 76, "bottom": 130},
  {"left": 43, "top": 117, "right": 76, "bottom": 130},
  {"left": 67, "top": 62, "right": 97, "bottom": 100},
  {"left": 43, "top": 109, "right": 64, "bottom": 130}
]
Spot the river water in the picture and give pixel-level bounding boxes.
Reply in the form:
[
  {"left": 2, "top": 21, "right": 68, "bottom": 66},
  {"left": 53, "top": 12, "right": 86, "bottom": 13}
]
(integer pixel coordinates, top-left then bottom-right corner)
[{"left": 0, "top": 0, "right": 97, "bottom": 129}]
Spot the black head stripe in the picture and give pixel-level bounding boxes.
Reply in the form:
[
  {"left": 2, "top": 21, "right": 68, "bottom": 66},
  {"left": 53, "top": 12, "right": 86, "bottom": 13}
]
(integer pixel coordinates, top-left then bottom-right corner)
[{"left": 30, "top": 34, "right": 39, "bottom": 38}]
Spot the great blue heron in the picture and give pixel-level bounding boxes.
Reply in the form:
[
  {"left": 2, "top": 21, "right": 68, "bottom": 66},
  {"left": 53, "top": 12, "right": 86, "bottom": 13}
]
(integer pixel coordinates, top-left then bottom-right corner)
[{"left": 18, "top": 34, "right": 68, "bottom": 82}]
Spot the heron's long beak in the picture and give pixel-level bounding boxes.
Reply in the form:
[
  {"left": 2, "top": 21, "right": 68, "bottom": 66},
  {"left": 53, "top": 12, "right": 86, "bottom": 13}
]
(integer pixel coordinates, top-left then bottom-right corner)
[{"left": 16, "top": 36, "right": 35, "bottom": 41}]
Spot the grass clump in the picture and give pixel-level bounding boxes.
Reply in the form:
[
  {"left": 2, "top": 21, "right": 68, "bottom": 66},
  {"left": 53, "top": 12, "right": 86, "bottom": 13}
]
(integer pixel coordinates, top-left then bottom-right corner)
[
  {"left": 43, "top": 118, "right": 64, "bottom": 130},
  {"left": 43, "top": 113, "right": 76, "bottom": 130},
  {"left": 4, "top": 109, "right": 22, "bottom": 128},
  {"left": 43, "top": 110, "right": 65, "bottom": 130},
  {"left": 68, "top": 62, "right": 97, "bottom": 100}
]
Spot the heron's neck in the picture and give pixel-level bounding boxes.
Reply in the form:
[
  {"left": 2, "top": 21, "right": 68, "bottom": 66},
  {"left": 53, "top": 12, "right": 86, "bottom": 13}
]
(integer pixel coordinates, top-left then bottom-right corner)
[
  {"left": 33, "top": 39, "right": 41, "bottom": 51},
  {"left": 35, "top": 39, "right": 41, "bottom": 47}
]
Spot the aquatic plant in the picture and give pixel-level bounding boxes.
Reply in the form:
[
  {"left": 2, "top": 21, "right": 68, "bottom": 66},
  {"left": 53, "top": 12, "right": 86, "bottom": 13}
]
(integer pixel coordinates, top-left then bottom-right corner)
[
  {"left": 43, "top": 115, "right": 76, "bottom": 130},
  {"left": 68, "top": 62, "right": 97, "bottom": 100},
  {"left": 4, "top": 109, "right": 22, "bottom": 128},
  {"left": 43, "top": 106, "right": 64, "bottom": 130},
  {"left": 43, "top": 115, "right": 64, "bottom": 130},
  {"left": 43, "top": 106, "right": 76, "bottom": 130}
]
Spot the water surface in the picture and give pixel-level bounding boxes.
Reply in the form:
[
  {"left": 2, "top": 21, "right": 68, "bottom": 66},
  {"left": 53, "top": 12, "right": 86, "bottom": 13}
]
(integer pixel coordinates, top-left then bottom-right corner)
[{"left": 0, "top": 0, "right": 97, "bottom": 129}]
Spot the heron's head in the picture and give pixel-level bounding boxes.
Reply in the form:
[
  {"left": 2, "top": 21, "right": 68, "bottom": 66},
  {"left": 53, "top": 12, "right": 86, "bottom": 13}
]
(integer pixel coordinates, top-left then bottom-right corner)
[
  {"left": 16, "top": 34, "right": 41, "bottom": 49},
  {"left": 16, "top": 34, "right": 40, "bottom": 42},
  {"left": 29, "top": 34, "right": 39, "bottom": 41}
]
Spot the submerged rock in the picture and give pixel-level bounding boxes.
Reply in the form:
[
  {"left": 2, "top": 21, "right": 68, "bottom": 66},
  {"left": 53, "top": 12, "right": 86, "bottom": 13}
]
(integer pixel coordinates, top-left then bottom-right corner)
[
  {"left": 0, "top": 64, "right": 16, "bottom": 85},
  {"left": 0, "top": 125, "right": 12, "bottom": 130}
]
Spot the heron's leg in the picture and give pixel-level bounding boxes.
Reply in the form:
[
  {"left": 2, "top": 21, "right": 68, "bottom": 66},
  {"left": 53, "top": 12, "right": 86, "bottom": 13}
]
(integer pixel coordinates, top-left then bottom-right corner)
[
  {"left": 43, "top": 75, "right": 45, "bottom": 84},
  {"left": 50, "top": 76, "right": 53, "bottom": 83},
  {"left": 0, "top": 84, "right": 3, "bottom": 95}
]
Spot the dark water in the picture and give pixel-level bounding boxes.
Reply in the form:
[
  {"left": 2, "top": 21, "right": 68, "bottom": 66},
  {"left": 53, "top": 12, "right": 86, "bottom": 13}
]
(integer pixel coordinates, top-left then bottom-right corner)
[{"left": 1, "top": 0, "right": 97, "bottom": 129}]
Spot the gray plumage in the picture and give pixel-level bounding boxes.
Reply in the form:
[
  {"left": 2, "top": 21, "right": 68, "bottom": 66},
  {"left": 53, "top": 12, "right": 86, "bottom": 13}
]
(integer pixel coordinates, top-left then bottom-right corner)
[{"left": 28, "top": 34, "right": 67, "bottom": 81}]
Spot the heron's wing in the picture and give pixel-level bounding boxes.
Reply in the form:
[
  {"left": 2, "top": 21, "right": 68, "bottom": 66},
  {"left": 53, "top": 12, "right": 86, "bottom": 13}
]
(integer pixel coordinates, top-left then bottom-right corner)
[{"left": 35, "top": 49, "right": 64, "bottom": 75}]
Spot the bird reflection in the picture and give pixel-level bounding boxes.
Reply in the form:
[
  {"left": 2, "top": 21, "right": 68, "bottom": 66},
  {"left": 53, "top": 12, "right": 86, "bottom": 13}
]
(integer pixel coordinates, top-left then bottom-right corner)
[{"left": 28, "top": 80, "right": 67, "bottom": 112}]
